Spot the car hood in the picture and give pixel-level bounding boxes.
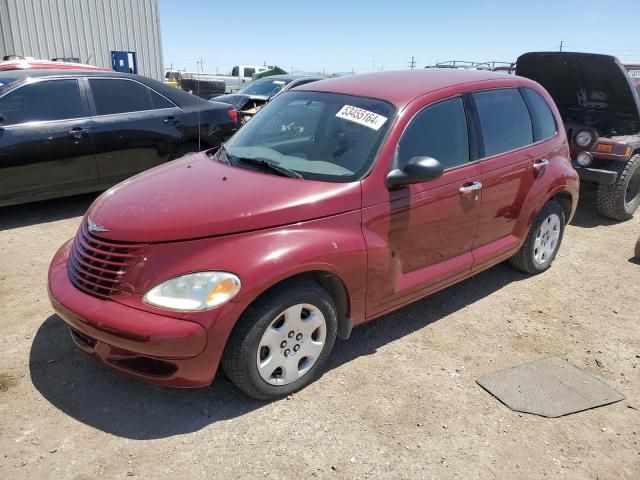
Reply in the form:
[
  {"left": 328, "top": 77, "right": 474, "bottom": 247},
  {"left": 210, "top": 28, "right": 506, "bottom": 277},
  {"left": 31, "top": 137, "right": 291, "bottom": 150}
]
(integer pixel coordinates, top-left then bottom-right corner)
[
  {"left": 516, "top": 52, "right": 640, "bottom": 125},
  {"left": 86, "top": 152, "right": 361, "bottom": 243}
]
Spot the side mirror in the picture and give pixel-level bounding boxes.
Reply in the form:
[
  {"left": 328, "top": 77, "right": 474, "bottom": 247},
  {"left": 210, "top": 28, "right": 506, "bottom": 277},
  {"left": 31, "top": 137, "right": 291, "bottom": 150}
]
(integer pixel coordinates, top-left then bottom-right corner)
[{"left": 386, "top": 156, "right": 444, "bottom": 188}]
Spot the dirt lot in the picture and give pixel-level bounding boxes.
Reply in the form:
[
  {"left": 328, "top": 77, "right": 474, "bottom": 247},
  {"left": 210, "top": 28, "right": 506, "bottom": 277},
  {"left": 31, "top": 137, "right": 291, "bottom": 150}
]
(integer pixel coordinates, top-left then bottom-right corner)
[{"left": 0, "top": 190, "right": 639, "bottom": 480}]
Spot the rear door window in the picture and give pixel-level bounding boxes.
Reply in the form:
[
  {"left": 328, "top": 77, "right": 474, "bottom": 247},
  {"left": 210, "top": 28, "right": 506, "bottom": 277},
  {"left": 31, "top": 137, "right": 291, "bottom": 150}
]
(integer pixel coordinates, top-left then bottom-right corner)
[
  {"left": 473, "top": 89, "right": 533, "bottom": 157},
  {"left": 398, "top": 97, "right": 470, "bottom": 170},
  {"left": 0, "top": 79, "right": 85, "bottom": 125},
  {"left": 522, "top": 88, "right": 557, "bottom": 141},
  {"left": 89, "top": 79, "right": 173, "bottom": 115}
]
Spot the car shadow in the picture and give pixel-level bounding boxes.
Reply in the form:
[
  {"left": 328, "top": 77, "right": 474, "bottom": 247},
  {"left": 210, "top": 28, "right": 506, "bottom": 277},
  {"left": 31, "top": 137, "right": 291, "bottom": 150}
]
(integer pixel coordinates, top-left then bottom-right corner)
[
  {"left": 569, "top": 186, "right": 621, "bottom": 229},
  {"left": 0, "top": 193, "right": 97, "bottom": 231},
  {"left": 30, "top": 263, "right": 527, "bottom": 440}
]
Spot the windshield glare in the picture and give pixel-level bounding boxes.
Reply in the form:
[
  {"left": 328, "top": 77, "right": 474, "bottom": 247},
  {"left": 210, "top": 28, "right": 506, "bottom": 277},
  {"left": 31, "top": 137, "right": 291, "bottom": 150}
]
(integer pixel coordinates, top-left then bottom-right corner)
[
  {"left": 224, "top": 90, "right": 395, "bottom": 182},
  {"left": 239, "top": 78, "right": 290, "bottom": 97}
]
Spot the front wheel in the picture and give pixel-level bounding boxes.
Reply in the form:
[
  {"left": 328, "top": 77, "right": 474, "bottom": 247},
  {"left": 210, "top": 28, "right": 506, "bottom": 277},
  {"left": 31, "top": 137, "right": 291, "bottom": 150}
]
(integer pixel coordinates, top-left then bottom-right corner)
[
  {"left": 222, "top": 280, "right": 337, "bottom": 400},
  {"left": 596, "top": 154, "right": 640, "bottom": 221},
  {"left": 509, "top": 201, "right": 565, "bottom": 274}
]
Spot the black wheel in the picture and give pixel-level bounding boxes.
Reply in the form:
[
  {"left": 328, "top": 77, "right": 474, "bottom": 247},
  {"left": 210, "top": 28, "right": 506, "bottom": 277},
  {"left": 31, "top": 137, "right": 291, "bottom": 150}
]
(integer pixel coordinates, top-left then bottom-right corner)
[
  {"left": 170, "top": 142, "right": 199, "bottom": 161},
  {"left": 596, "top": 154, "right": 640, "bottom": 221},
  {"left": 509, "top": 201, "right": 565, "bottom": 274},
  {"left": 635, "top": 237, "right": 640, "bottom": 260},
  {"left": 221, "top": 280, "right": 338, "bottom": 400}
]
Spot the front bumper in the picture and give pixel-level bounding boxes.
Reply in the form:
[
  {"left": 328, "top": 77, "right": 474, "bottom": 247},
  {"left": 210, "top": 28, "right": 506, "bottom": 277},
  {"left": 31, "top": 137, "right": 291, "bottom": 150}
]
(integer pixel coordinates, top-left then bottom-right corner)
[
  {"left": 573, "top": 166, "right": 618, "bottom": 185},
  {"left": 48, "top": 240, "right": 221, "bottom": 387}
]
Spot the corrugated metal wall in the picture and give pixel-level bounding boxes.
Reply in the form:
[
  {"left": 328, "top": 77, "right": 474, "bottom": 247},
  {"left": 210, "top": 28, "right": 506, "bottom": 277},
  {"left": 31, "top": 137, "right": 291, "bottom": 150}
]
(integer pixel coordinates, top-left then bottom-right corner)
[{"left": 0, "top": 0, "right": 163, "bottom": 80}]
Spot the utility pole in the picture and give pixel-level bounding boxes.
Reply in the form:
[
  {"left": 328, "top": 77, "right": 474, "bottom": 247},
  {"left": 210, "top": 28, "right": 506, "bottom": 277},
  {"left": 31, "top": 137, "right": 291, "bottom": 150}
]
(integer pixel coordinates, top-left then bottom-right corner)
[
  {"left": 409, "top": 56, "right": 416, "bottom": 69},
  {"left": 559, "top": 40, "right": 564, "bottom": 52}
]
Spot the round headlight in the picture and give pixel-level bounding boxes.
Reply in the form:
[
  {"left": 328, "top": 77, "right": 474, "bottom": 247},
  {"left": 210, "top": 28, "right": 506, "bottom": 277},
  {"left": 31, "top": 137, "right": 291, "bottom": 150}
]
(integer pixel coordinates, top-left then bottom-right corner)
[
  {"left": 576, "top": 151, "right": 593, "bottom": 167},
  {"left": 143, "top": 271, "right": 241, "bottom": 311},
  {"left": 575, "top": 130, "right": 593, "bottom": 147}
]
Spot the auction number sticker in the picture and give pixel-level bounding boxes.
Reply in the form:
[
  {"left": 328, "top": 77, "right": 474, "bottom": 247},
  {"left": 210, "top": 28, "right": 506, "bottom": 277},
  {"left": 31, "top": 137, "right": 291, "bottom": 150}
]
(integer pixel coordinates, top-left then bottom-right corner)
[
  {"left": 335, "top": 105, "right": 388, "bottom": 130},
  {"left": 628, "top": 70, "right": 640, "bottom": 78}
]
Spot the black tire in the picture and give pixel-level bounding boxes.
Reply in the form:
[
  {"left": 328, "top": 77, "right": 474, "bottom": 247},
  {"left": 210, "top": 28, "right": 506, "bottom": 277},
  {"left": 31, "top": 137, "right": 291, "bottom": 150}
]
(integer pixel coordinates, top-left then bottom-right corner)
[
  {"left": 170, "top": 142, "right": 199, "bottom": 161},
  {"left": 179, "top": 78, "right": 226, "bottom": 99},
  {"left": 221, "top": 280, "right": 338, "bottom": 400},
  {"left": 509, "top": 201, "right": 566, "bottom": 274},
  {"left": 635, "top": 237, "right": 640, "bottom": 260},
  {"left": 596, "top": 154, "right": 640, "bottom": 221}
]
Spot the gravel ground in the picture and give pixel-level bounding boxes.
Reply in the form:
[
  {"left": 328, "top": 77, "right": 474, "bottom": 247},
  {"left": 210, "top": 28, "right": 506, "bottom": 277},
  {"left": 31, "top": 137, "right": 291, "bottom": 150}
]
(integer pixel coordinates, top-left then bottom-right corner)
[{"left": 1, "top": 189, "right": 639, "bottom": 480}]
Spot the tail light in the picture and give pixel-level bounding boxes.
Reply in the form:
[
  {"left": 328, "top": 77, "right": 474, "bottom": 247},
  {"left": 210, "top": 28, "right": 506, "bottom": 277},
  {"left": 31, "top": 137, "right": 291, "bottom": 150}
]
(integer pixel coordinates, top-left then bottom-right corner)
[{"left": 227, "top": 108, "right": 238, "bottom": 126}]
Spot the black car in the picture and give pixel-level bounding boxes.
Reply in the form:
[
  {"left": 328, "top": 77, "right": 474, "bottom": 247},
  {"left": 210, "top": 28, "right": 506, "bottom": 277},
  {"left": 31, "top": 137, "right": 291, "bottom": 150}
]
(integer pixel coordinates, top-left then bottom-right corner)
[{"left": 0, "top": 70, "right": 237, "bottom": 207}]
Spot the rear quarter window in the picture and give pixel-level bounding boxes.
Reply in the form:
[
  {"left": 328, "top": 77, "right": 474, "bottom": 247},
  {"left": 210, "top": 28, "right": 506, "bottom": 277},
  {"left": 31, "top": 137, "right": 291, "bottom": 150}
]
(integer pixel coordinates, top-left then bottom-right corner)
[
  {"left": 522, "top": 88, "right": 557, "bottom": 141},
  {"left": 473, "top": 88, "right": 533, "bottom": 157}
]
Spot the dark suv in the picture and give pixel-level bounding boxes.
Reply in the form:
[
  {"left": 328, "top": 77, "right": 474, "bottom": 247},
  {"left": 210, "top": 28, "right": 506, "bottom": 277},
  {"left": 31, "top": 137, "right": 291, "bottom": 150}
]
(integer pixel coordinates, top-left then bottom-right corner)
[
  {"left": 0, "top": 70, "right": 237, "bottom": 207},
  {"left": 517, "top": 52, "right": 640, "bottom": 220}
]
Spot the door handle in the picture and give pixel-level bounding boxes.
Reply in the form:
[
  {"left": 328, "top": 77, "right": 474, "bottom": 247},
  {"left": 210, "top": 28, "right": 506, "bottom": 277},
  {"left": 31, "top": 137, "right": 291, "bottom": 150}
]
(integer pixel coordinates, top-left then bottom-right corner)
[
  {"left": 459, "top": 181, "right": 483, "bottom": 194},
  {"left": 531, "top": 158, "right": 549, "bottom": 177},
  {"left": 533, "top": 159, "right": 550, "bottom": 170},
  {"left": 67, "top": 127, "right": 89, "bottom": 139},
  {"left": 163, "top": 116, "right": 180, "bottom": 125}
]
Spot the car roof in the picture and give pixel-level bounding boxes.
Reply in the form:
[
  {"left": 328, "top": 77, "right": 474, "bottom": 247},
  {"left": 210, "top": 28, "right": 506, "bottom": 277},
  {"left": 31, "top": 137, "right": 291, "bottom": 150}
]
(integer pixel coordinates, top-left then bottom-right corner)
[
  {"left": 0, "top": 69, "right": 139, "bottom": 80},
  {"left": 0, "top": 69, "right": 224, "bottom": 111},
  {"left": 295, "top": 69, "right": 515, "bottom": 107}
]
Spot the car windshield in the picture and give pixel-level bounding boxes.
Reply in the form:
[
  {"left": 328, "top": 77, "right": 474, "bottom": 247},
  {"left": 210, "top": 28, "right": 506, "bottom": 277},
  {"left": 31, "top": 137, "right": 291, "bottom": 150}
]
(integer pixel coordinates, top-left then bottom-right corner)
[
  {"left": 238, "top": 78, "right": 291, "bottom": 97},
  {"left": 222, "top": 90, "right": 395, "bottom": 182}
]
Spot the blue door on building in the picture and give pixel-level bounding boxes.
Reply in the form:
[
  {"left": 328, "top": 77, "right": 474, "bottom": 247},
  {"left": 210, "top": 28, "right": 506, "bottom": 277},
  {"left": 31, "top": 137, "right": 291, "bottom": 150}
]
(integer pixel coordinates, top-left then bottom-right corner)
[{"left": 111, "top": 51, "right": 138, "bottom": 74}]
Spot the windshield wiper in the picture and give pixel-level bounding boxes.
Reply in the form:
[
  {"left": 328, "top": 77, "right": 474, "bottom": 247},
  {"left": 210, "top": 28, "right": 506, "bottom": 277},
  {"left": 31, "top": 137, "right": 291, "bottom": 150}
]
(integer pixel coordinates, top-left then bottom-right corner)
[
  {"left": 215, "top": 143, "right": 232, "bottom": 165},
  {"left": 235, "top": 156, "right": 303, "bottom": 179}
]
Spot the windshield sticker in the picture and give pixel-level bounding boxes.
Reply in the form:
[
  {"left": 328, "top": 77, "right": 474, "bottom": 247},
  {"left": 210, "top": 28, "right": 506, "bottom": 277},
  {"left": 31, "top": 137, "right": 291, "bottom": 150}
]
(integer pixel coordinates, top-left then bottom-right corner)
[
  {"left": 628, "top": 70, "right": 640, "bottom": 78},
  {"left": 335, "top": 105, "right": 388, "bottom": 130},
  {"left": 273, "top": 80, "right": 286, "bottom": 84}
]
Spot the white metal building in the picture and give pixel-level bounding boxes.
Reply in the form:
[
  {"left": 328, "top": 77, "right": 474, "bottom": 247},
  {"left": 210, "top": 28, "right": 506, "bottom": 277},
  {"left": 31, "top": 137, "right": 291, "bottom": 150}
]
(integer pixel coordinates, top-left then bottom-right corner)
[{"left": 0, "top": 0, "right": 163, "bottom": 80}]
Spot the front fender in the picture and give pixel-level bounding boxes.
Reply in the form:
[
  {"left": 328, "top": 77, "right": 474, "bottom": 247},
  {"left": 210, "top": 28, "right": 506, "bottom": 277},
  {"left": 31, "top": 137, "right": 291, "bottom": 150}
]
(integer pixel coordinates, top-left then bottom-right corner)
[{"left": 123, "top": 210, "right": 367, "bottom": 325}]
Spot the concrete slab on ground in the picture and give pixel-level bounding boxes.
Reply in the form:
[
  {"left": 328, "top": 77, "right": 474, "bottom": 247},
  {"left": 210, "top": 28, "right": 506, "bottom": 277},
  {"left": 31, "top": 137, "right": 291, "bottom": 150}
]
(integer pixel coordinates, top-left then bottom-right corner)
[{"left": 477, "top": 356, "right": 625, "bottom": 418}]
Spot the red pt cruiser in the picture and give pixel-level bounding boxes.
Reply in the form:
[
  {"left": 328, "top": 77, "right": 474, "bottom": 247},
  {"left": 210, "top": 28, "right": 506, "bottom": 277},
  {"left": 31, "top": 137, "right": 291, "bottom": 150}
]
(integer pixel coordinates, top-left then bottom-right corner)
[{"left": 48, "top": 70, "right": 579, "bottom": 399}]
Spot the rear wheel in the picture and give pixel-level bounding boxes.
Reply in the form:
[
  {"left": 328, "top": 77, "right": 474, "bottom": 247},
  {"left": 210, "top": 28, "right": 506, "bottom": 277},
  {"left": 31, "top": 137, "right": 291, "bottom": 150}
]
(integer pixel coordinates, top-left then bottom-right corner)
[
  {"left": 596, "top": 154, "right": 640, "bottom": 221},
  {"left": 635, "top": 237, "right": 640, "bottom": 260},
  {"left": 509, "top": 201, "right": 565, "bottom": 274},
  {"left": 222, "top": 280, "right": 337, "bottom": 400}
]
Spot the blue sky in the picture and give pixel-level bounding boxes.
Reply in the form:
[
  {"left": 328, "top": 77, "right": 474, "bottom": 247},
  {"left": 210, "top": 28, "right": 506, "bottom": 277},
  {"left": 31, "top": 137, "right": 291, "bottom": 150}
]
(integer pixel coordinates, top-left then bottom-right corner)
[{"left": 160, "top": 0, "right": 638, "bottom": 74}]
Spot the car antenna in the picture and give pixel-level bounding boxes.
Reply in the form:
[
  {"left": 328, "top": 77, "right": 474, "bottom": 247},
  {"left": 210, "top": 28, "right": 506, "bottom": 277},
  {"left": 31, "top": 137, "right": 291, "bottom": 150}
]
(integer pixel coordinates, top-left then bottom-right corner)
[{"left": 196, "top": 58, "right": 202, "bottom": 151}]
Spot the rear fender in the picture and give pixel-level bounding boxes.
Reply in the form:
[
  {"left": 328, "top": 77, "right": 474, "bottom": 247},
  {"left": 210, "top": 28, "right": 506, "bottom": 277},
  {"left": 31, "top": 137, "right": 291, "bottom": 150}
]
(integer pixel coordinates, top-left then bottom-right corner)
[{"left": 516, "top": 151, "right": 579, "bottom": 239}]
